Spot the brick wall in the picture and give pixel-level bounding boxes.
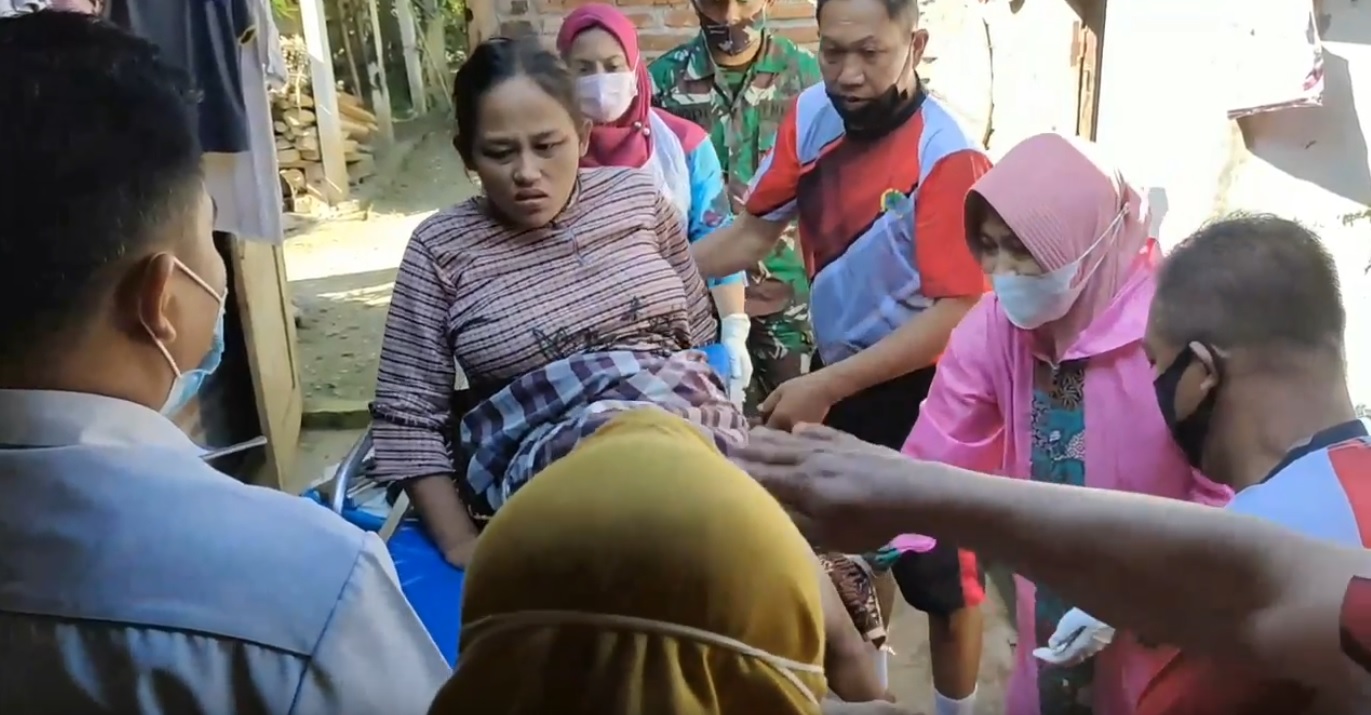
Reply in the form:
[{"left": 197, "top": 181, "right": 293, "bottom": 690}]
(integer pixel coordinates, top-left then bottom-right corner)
[{"left": 496, "top": 0, "right": 821, "bottom": 57}]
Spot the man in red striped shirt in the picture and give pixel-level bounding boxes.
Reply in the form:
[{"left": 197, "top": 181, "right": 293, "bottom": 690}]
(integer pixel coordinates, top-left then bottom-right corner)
[{"left": 1131, "top": 214, "right": 1369, "bottom": 712}]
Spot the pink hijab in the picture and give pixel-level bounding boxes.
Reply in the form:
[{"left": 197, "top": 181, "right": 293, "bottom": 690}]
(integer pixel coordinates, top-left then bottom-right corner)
[
  {"left": 555, "top": 3, "right": 707, "bottom": 169},
  {"left": 968, "top": 132, "right": 1153, "bottom": 358}
]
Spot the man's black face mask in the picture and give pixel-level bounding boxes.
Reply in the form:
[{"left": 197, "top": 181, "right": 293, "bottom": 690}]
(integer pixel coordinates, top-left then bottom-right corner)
[
  {"left": 1154, "top": 344, "right": 1223, "bottom": 470},
  {"left": 826, "top": 44, "right": 921, "bottom": 141}
]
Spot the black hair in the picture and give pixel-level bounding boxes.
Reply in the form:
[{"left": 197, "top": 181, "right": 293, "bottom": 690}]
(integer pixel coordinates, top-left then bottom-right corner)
[
  {"left": 1154, "top": 213, "right": 1345, "bottom": 356},
  {"left": 963, "top": 191, "right": 993, "bottom": 257},
  {"left": 816, "top": 0, "right": 919, "bottom": 25},
  {"left": 451, "top": 34, "right": 583, "bottom": 167},
  {"left": 0, "top": 12, "right": 202, "bottom": 365}
]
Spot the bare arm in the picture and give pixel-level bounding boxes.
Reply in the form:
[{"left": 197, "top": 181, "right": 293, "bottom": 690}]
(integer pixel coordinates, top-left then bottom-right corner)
[
  {"left": 710, "top": 281, "right": 746, "bottom": 318},
  {"left": 695, "top": 97, "right": 803, "bottom": 279},
  {"left": 371, "top": 232, "right": 478, "bottom": 561},
  {"left": 406, "top": 475, "right": 478, "bottom": 556},
  {"left": 692, "top": 211, "right": 789, "bottom": 279},
  {"left": 821, "top": 297, "right": 976, "bottom": 398},
  {"left": 869, "top": 461, "right": 1371, "bottom": 695}
]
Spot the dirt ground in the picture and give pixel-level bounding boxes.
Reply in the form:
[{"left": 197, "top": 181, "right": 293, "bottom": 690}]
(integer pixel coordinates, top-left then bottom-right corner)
[
  {"left": 283, "top": 118, "right": 1016, "bottom": 714},
  {"left": 285, "top": 126, "right": 478, "bottom": 413}
]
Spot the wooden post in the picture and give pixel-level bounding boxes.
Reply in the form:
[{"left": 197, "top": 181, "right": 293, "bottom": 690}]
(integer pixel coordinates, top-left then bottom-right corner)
[
  {"left": 298, "top": 0, "right": 349, "bottom": 203},
  {"left": 395, "top": 0, "right": 428, "bottom": 115},
  {"left": 231, "top": 238, "right": 303, "bottom": 491},
  {"left": 364, "top": 0, "right": 396, "bottom": 143}
]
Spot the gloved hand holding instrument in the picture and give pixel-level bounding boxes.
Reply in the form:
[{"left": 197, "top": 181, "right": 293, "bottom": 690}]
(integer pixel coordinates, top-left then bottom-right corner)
[
  {"left": 1032, "top": 607, "right": 1115, "bottom": 667},
  {"left": 719, "top": 314, "right": 753, "bottom": 407}
]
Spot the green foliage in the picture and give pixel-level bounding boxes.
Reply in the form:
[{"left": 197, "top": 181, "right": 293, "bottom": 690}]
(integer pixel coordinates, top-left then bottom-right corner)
[{"left": 271, "top": 0, "right": 297, "bottom": 18}]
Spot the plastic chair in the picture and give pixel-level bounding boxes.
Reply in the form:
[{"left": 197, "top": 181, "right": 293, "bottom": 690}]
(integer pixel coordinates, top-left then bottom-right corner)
[{"left": 310, "top": 344, "right": 732, "bottom": 665}]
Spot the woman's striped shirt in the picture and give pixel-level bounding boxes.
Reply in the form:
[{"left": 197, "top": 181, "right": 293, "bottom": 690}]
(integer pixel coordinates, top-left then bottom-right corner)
[{"left": 371, "top": 166, "right": 717, "bottom": 482}]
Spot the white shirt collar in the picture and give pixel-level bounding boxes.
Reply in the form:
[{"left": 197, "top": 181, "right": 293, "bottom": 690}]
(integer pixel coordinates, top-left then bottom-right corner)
[{"left": 0, "top": 389, "right": 200, "bottom": 453}]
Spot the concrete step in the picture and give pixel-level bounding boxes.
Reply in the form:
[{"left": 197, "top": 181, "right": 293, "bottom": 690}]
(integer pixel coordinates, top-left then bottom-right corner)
[{"left": 302, "top": 397, "right": 371, "bottom": 430}]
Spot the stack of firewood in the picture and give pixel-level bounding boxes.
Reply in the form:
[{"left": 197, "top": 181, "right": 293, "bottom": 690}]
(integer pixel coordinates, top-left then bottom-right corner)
[{"left": 273, "top": 37, "right": 380, "bottom": 213}]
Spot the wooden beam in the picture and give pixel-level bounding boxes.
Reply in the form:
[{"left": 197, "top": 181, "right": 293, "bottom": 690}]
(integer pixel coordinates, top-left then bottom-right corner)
[
  {"left": 394, "top": 0, "right": 428, "bottom": 115},
  {"left": 1072, "top": 0, "right": 1106, "bottom": 140},
  {"left": 364, "top": 0, "right": 395, "bottom": 143},
  {"left": 298, "top": 0, "right": 349, "bottom": 203}
]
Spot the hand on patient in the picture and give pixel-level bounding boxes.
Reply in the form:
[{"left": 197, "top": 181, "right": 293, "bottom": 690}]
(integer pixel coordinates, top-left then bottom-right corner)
[
  {"left": 734, "top": 423, "right": 911, "bottom": 553},
  {"left": 761, "top": 370, "right": 843, "bottom": 430},
  {"left": 1032, "top": 607, "right": 1115, "bottom": 666}
]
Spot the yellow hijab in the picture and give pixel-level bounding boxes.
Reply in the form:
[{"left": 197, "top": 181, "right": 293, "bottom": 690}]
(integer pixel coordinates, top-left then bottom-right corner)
[{"left": 429, "top": 408, "right": 826, "bottom": 714}]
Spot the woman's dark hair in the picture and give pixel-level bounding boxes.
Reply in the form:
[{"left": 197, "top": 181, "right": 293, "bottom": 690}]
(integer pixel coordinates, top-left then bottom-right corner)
[
  {"left": 963, "top": 190, "right": 994, "bottom": 258},
  {"left": 451, "top": 35, "right": 583, "bottom": 166}
]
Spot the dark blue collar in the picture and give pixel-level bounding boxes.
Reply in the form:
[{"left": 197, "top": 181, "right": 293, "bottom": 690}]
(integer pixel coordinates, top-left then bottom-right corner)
[{"left": 1262, "top": 419, "right": 1369, "bottom": 483}]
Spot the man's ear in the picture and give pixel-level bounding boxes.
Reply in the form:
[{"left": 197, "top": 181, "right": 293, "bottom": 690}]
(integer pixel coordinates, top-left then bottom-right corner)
[
  {"left": 134, "top": 253, "right": 178, "bottom": 344},
  {"left": 910, "top": 27, "right": 930, "bottom": 61},
  {"left": 1188, "top": 341, "right": 1225, "bottom": 390}
]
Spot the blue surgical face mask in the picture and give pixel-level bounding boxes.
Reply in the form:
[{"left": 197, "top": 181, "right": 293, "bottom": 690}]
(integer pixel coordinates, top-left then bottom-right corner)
[
  {"left": 146, "top": 259, "right": 228, "bottom": 417},
  {"left": 162, "top": 310, "right": 226, "bottom": 416},
  {"left": 991, "top": 208, "right": 1128, "bottom": 330}
]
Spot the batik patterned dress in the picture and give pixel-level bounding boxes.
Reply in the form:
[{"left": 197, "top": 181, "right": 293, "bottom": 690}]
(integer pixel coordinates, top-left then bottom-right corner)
[{"left": 1031, "top": 360, "right": 1095, "bottom": 714}]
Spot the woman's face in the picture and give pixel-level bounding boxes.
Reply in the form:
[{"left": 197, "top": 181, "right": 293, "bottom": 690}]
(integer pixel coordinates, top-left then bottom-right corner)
[
  {"left": 566, "top": 27, "right": 630, "bottom": 77},
  {"left": 976, "top": 211, "right": 1045, "bottom": 277},
  {"left": 468, "top": 75, "right": 587, "bottom": 228}
]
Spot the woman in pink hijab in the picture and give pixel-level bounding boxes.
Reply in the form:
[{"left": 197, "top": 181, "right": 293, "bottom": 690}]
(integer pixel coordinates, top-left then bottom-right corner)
[{"left": 901, "top": 133, "right": 1230, "bottom": 715}]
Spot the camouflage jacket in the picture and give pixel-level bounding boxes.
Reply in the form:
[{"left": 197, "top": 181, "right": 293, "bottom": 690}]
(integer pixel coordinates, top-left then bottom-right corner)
[{"left": 650, "top": 32, "right": 820, "bottom": 329}]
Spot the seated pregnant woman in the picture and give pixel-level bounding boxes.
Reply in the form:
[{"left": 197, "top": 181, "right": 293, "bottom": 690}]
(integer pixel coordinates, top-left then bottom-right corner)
[
  {"left": 370, "top": 35, "right": 740, "bottom": 565},
  {"left": 370, "top": 35, "right": 886, "bottom": 703}
]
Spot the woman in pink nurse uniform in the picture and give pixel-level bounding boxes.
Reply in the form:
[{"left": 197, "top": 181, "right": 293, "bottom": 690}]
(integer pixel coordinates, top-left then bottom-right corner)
[{"left": 900, "top": 133, "right": 1230, "bottom": 715}]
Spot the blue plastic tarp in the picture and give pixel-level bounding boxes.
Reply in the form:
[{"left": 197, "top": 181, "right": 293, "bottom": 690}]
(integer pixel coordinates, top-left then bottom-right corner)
[{"left": 304, "top": 494, "right": 462, "bottom": 666}]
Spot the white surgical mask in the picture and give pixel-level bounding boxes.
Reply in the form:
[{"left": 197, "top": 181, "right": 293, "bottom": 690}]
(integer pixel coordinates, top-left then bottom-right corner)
[
  {"left": 992, "top": 208, "right": 1128, "bottom": 330},
  {"left": 576, "top": 71, "right": 637, "bottom": 123}
]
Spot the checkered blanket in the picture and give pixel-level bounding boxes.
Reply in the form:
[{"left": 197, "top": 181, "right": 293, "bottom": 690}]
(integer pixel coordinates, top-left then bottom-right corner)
[{"left": 457, "top": 349, "right": 747, "bottom": 517}]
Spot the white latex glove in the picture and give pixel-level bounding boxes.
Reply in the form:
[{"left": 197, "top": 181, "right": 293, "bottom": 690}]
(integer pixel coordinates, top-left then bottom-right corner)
[
  {"left": 719, "top": 314, "right": 753, "bottom": 407},
  {"left": 1031, "top": 608, "right": 1114, "bottom": 667}
]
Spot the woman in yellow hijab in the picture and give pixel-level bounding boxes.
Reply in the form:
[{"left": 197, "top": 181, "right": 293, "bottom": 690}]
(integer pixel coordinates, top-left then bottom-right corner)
[{"left": 428, "top": 408, "right": 828, "bottom": 713}]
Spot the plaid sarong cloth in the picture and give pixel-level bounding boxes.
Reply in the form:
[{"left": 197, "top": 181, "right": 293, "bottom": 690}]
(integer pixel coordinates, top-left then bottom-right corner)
[
  {"left": 451, "top": 348, "right": 888, "bottom": 643},
  {"left": 457, "top": 349, "right": 747, "bottom": 516}
]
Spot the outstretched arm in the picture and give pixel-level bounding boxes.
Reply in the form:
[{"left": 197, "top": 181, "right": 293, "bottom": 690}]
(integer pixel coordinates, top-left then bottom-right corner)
[
  {"left": 741, "top": 427, "right": 1371, "bottom": 700},
  {"left": 691, "top": 99, "right": 800, "bottom": 279},
  {"left": 870, "top": 462, "right": 1371, "bottom": 698}
]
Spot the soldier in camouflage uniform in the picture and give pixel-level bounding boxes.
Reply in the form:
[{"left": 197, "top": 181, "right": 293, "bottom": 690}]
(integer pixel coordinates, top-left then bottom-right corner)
[{"left": 649, "top": 0, "right": 821, "bottom": 415}]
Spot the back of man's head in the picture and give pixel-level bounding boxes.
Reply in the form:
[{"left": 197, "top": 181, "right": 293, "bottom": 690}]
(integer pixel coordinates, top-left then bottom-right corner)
[
  {"left": 0, "top": 12, "right": 203, "bottom": 378},
  {"left": 1153, "top": 213, "right": 1345, "bottom": 368}
]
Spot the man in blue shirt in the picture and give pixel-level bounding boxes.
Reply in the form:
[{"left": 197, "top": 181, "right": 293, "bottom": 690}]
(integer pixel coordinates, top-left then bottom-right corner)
[{"left": 0, "top": 12, "right": 449, "bottom": 714}]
